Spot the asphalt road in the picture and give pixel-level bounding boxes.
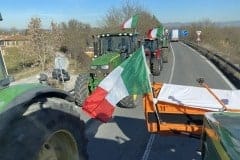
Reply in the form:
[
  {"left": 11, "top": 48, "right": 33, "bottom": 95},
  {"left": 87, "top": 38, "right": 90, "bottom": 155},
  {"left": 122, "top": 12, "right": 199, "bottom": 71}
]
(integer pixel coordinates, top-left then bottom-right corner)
[{"left": 82, "top": 42, "right": 235, "bottom": 160}]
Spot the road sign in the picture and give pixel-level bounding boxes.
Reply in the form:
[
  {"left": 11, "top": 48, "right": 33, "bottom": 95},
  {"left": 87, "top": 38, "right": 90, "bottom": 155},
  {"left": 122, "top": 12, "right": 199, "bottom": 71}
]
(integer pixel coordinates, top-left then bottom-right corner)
[
  {"left": 196, "top": 30, "right": 202, "bottom": 36},
  {"left": 181, "top": 30, "right": 189, "bottom": 37},
  {"left": 196, "top": 30, "right": 202, "bottom": 43}
]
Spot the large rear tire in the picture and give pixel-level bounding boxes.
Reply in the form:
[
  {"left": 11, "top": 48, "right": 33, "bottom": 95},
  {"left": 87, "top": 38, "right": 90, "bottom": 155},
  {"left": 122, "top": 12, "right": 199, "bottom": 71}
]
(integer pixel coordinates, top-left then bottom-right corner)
[
  {"left": 150, "top": 58, "right": 161, "bottom": 76},
  {"left": 162, "top": 48, "right": 169, "bottom": 63},
  {"left": 74, "top": 74, "right": 89, "bottom": 106},
  {"left": 0, "top": 98, "right": 88, "bottom": 160}
]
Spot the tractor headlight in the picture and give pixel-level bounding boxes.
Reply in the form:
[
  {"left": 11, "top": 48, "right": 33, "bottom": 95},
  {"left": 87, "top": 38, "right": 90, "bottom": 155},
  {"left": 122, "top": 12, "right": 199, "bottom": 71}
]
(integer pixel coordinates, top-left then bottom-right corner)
[
  {"left": 101, "top": 65, "right": 109, "bottom": 70},
  {"left": 90, "top": 65, "right": 97, "bottom": 70}
]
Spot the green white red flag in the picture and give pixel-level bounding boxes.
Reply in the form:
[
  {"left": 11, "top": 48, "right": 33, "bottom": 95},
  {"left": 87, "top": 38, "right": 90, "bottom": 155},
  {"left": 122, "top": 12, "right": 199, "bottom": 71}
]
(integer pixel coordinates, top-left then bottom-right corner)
[
  {"left": 121, "top": 15, "right": 139, "bottom": 29},
  {"left": 82, "top": 46, "right": 151, "bottom": 122},
  {"left": 147, "top": 27, "right": 164, "bottom": 39}
]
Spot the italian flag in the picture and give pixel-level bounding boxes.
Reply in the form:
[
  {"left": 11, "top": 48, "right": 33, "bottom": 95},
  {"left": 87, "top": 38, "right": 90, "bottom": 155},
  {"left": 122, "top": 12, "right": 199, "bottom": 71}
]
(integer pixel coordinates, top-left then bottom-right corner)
[
  {"left": 147, "top": 27, "right": 164, "bottom": 39},
  {"left": 82, "top": 46, "right": 151, "bottom": 122},
  {"left": 121, "top": 15, "right": 139, "bottom": 29}
]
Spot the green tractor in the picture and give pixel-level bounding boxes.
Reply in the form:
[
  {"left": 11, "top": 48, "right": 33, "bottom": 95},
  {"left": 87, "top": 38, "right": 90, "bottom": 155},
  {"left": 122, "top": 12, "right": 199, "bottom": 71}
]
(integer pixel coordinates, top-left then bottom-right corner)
[
  {"left": 0, "top": 50, "right": 88, "bottom": 159},
  {"left": 161, "top": 28, "right": 170, "bottom": 63},
  {"left": 74, "top": 32, "right": 139, "bottom": 108},
  {"left": 154, "top": 28, "right": 170, "bottom": 63}
]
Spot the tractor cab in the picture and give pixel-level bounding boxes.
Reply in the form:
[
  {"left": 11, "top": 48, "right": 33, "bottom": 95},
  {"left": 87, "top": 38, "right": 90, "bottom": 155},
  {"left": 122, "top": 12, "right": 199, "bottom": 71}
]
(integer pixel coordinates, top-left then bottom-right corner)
[
  {"left": 143, "top": 38, "right": 161, "bottom": 57},
  {"left": 93, "top": 33, "right": 138, "bottom": 58},
  {"left": 90, "top": 32, "right": 138, "bottom": 87}
]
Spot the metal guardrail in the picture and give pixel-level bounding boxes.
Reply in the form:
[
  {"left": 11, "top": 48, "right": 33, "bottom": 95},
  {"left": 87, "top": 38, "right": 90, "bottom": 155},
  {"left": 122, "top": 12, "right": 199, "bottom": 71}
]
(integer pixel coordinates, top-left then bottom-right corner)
[{"left": 183, "top": 41, "right": 240, "bottom": 89}]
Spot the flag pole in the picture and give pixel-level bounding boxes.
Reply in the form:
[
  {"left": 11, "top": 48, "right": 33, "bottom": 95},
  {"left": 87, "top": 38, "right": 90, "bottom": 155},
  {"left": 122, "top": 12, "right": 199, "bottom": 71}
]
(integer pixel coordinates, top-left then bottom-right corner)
[
  {"left": 141, "top": 46, "right": 162, "bottom": 131},
  {"left": 196, "top": 78, "right": 228, "bottom": 111}
]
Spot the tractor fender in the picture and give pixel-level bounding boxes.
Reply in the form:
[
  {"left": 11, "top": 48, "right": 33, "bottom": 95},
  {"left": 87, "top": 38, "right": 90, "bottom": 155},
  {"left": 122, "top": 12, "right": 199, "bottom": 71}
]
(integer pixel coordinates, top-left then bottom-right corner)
[{"left": 0, "top": 86, "right": 76, "bottom": 137}]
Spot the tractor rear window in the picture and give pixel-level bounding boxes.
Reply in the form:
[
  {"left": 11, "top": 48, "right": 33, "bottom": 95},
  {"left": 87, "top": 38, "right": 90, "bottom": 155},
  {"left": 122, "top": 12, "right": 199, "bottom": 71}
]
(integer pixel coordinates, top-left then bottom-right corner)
[
  {"left": 100, "top": 36, "right": 131, "bottom": 54},
  {"left": 143, "top": 40, "right": 158, "bottom": 52}
]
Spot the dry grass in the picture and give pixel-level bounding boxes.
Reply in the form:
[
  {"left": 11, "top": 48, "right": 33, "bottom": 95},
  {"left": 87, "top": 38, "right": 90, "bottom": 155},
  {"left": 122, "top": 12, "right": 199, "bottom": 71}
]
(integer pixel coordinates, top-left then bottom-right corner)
[
  {"left": 12, "top": 67, "right": 41, "bottom": 80},
  {"left": 186, "top": 23, "right": 240, "bottom": 65}
]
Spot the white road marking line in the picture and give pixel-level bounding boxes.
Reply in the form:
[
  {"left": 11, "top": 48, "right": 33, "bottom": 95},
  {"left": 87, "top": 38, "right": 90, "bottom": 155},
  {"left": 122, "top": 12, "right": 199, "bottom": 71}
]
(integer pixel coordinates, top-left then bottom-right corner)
[
  {"left": 205, "top": 60, "right": 236, "bottom": 89},
  {"left": 169, "top": 43, "right": 176, "bottom": 83},
  {"left": 141, "top": 43, "right": 176, "bottom": 160},
  {"left": 141, "top": 134, "right": 155, "bottom": 160},
  {"left": 180, "top": 42, "right": 236, "bottom": 89}
]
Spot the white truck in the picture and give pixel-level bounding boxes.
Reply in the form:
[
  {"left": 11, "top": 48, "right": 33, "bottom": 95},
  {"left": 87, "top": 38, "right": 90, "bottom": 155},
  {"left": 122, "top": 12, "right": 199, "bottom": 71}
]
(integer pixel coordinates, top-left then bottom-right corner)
[{"left": 171, "top": 29, "right": 179, "bottom": 42}]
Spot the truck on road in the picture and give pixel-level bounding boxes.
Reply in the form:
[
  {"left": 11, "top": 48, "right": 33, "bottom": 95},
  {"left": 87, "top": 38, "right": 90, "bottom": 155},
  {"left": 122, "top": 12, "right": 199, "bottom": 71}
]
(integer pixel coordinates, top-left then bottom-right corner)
[{"left": 170, "top": 29, "right": 179, "bottom": 42}]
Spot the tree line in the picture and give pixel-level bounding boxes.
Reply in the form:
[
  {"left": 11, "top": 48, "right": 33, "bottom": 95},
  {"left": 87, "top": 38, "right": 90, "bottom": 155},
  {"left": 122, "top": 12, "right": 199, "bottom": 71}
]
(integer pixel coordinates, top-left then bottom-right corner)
[
  {"left": 3, "top": 1, "right": 162, "bottom": 74},
  {"left": 2, "top": 1, "right": 239, "bottom": 75},
  {"left": 182, "top": 20, "right": 240, "bottom": 64}
]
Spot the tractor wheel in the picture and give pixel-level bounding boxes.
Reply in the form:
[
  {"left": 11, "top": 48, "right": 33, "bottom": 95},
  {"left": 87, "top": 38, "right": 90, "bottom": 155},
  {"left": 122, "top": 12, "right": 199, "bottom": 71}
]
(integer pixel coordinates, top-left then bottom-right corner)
[
  {"left": 117, "top": 95, "right": 138, "bottom": 108},
  {"left": 160, "top": 57, "right": 163, "bottom": 71},
  {"left": 0, "top": 98, "right": 88, "bottom": 160},
  {"left": 150, "top": 58, "right": 161, "bottom": 76},
  {"left": 74, "top": 74, "right": 89, "bottom": 106},
  {"left": 162, "top": 48, "right": 169, "bottom": 63}
]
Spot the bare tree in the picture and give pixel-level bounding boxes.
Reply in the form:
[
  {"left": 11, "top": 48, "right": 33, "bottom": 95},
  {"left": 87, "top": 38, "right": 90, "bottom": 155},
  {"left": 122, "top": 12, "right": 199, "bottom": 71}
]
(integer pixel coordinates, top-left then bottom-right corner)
[
  {"left": 27, "top": 17, "right": 50, "bottom": 71},
  {"left": 50, "top": 21, "right": 64, "bottom": 53},
  {"left": 61, "top": 19, "right": 92, "bottom": 69},
  {"left": 100, "top": 0, "right": 161, "bottom": 36},
  {"left": 185, "top": 20, "right": 240, "bottom": 64}
]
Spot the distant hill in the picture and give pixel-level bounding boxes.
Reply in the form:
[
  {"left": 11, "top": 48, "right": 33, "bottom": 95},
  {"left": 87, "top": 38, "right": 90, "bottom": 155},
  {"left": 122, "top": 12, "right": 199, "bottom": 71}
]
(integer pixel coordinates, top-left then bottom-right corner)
[
  {"left": 215, "top": 21, "right": 240, "bottom": 27},
  {"left": 163, "top": 21, "right": 240, "bottom": 29}
]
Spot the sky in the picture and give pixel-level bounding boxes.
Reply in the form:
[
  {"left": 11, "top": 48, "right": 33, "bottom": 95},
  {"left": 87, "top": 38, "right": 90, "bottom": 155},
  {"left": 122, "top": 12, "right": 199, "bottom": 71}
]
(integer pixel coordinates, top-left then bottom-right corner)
[{"left": 1, "top": 0, "right": 240, "bottom": 29}]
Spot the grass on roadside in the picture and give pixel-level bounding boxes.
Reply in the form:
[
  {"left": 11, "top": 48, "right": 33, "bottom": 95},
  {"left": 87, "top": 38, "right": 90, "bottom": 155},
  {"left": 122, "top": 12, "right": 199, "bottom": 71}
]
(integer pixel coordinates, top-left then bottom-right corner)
[
  {"left": 12, "top": 67, "right": 41, "bottom": 80},
  {"left": 4, "top": 46, "right": 91, "bottom": 80}
]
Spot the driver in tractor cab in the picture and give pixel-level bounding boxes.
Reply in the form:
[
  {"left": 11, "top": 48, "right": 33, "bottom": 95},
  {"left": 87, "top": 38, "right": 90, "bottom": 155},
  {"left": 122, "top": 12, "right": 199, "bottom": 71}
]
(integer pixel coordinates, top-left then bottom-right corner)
[
  {"left": 118, "top": 37, "right": 129, "bottom": 60},
  {"left": 143, "top": 38, "right": 161, "bottom": 59},
  {"left": 144, "top": 42, "right": 151, "bottom": 56}
]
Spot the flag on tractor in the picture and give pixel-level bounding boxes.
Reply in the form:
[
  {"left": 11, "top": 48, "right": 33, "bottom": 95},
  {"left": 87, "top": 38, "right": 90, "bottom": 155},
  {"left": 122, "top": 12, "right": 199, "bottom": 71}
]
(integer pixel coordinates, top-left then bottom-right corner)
[
  {"left": 82, "top": 46, "right": 151, "bottom": 122},
  {"left": 147, "top": 27, "right": 165, "bottom": 39},
  {"left": 121, "top": 14, "right": 139, "bottom": 29}
]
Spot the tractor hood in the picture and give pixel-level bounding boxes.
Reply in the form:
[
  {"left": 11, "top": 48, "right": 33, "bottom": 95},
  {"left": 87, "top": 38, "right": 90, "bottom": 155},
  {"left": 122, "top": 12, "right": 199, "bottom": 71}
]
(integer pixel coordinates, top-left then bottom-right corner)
[
  {"left": 0, "top": 83, "right": 45, "bottom": 112},
  {"left": 91, "top": 52, "right": 120, "bottom": 66}
]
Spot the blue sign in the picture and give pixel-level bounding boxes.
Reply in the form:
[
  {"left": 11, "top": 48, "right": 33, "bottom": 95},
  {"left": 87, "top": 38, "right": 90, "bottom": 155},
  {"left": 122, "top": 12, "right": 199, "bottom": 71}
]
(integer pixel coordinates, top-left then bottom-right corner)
[{"left": 181, "top": 30, "right": 189, "bottom": 37}]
